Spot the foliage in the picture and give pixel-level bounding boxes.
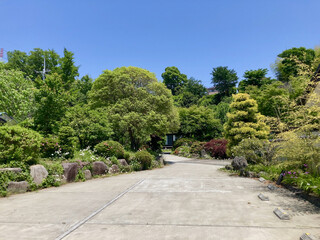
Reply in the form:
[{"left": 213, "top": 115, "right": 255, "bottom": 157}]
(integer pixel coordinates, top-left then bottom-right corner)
[
  {"left": 275, "top": 47, "right": 315, "bottom": 82},
  {"left": 0, "top": 169, "right": 32, "bottom": 196},
  {"left": 0, "top": 126, "right": 42, "bottom": 164},
  {"left": 231, "top": 138, "right": 277, "bottom": 164},
  {"left": 173, "top": 145, "right": 191, "bottom": 157},
  {"left": 190, "top": 141, "right": 205, "bottom": 155},
  {"left": 173, "top": 138, "right": 195, "bottom": 149},
  {"left": 135, "top": 150, "right": 153, "bottom": 170},
  {"left": 89, "top": 66, "right": 179, "bottom": 150},
  {"left": 212, "top": 102, "right": 230, "bottom": 124},
  {"left": 72, "top": 148, "right": 105, "bottom": 163},
  {"left": 34, "top": 73, "right": 69, "bottom": 134},
  {"left": 211, "top": 66, "right": 238, "bottom": 97},
  {"left": 0, "top": 67, "right": 35, "bottom": 121},
  {"left": 72, "top": 75, "right": 93, "bottom": 105},
  {"left": 60, "top": 105, "right": 113, "bottom": 149},
  {"left": 40, "top": 136, "right": 61, "bottom": 158},
  {"left": 59, "top": 48, "right": 79, "bottom": 90},
  {"left": 238, "top": 68, "right": 274, "bottom": 92},
  {"left": 57, "top": 126, "right": 77, "bottom": 159},
  {"left": 204, "top": 139, "right": 227, "bottom": 159},
  {"left": 224, "top": 93, "right": 270, "bottom": 150},
  {"left": 94, "top": 140, "right": 125, "bottom": 159},
  {"left": 179, "top": 106, "right": 223, "bottom": 141},
  {"left": 161, "top": 66, "right": 188, "bottom": 95},
  {"left": 40, "top": 161, "right": 64, "bottom": 187}
]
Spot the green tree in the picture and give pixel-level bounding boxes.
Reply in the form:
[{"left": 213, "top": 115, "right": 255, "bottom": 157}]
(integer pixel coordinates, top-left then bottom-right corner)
[
  {"left": 72, "top": 75, "right": 93, "bottom": 105},
  {"left": 161, "top": 66, "right": 188, "bottom": 95},
  {"left": 0, "top": 66, "right": 35, "bottom": 121},
  {"left": 89, "top": 66, "right": 179, "bottom": 150},
  {"left": 34, "top": 73, "right": 69, "bottom": 134},
  {"left": 224, "top": 93, "right": 269, "bottom": 149},
  {"left": 238, "top": 68, "right": 274, "bottom": 92},
  {"left": 211, "top": 66, "right": 238, "bottom": 98},
  {"left": 60, "top": 105, "right": 113, "bottom": 149},
  {"left": 178, "top": 106, "right": 222, "bottom": 141},
  {"left": 59, "top": 48, "right": 79, "bottom": 90},
  {"left": 276, "top": 47, "right": 315, "bottom": 82}
]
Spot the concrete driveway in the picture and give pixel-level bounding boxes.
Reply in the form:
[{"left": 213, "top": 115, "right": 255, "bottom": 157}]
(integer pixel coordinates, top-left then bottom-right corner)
[{"left": 0, "top": 155, "right": 319, "bottom": 240}]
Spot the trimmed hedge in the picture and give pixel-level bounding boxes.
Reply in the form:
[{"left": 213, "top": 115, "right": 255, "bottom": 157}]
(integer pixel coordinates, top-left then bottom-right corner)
[
  {"left": 0, "top": 125, "right": 42, "bottom": 164},
  {"left": 135, "top": 150, "right": 153, "bottom": 170},
  {"left": 94, "top": 140, "right": 125, "bottom": 158}
]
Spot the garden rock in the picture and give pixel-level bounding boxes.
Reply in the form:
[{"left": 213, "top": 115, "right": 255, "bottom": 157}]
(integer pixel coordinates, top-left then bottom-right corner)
[
  {"left": 0, "top": 168, "right": 22, "bottom": 173},
  {"left": 118, "top": 159, "right": 128, "bottom": 166},
  {"left": 30, "top": 165, "right": 48, "bottom": 185},
  {"left": 7, "top": 181, "right": 29, "bottom": 193},
  {"left": 92, "top": 161, "right": 108, "bottom": 175},
  {"left": 231, "top": 156, "right": 248, "bottom": 170},
  {"left": 62, "top": 163, "right": 78, "bottom": 182},
  {"left": 84, "top": 170, "right": 92, "bottom": 180},
  {"left": 109, "top": 164, "right": 120, "bottom": 174}
]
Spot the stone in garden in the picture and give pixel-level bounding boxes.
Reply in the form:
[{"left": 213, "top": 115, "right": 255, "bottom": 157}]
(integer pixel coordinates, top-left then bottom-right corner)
[
  {"left": 268, "top": 184, "right": 277, "bottom": 191},
  {"left": 300, "top": 233, "right": 316, "bottom": 240},
  {"left": 0, "top": 168, "right": 22, "bottom": 173},
  {"left": 92, "top": 161, "right": 108, "bottom": 175},
  {"left": 109, "top": 164, "right": 120, "bottom": 174},
  {"left": 30, "top": 165, "right": 48, "bottom": 185},
  {"left": 7, "top": 181, "right": 29, "bottom": 193},
  {"left": 62, "top": 163, "right": 79, "bottom": 182},
  {"left": 259, "top": 177, "right": 265, "bottom": 182},
  {"left": 118, "top": 159, "right": 128, "bottom": 166},
  {"left": 273, "top": 207, "right": 290, "bottom": 220},
  {"left": 258, "top": 193, "right": 269, "bottom": 201},
  {"left": 84, "top": 170, "right": 92, "bottom": 180},
  {"left": 231, "top": 156, "right": 248, "bottom": 170}
]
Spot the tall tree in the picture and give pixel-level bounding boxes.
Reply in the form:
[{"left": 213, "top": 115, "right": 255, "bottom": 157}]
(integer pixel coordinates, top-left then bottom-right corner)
[
  {"left": 211, "top": 66, "right": 238, "bottom": 98},
  {"left": 224, "top": 93, "right": 269, "bottom": 149},
  {"left": 161, "top": 66, "right": 187, "bottom": 95},
  {"left": 89, "top": 66, "right": 179, "bottom": 150},
  {"left": 276, "top": 47, "right": 315, "bottom": 82},
  {"left": 238, "top": 68, "right": 273, "bottom": 92},
  {"left": 59, "top": 48, "right": 79, "bottom": 90}
]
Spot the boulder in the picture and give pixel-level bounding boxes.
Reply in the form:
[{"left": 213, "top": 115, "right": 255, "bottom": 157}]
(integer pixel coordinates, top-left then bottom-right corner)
[
  {"left": 84, "top": 170, "right": 92, "bottom": 180},
  {"left": 231, "top": 156, "right": 248, "bottom": 170},
  {"left": 109, "top": 164, "right": 120, "bottom": 174},
  {"left": 0, "top": 168, "right": 22, "bottom": 173},
  {"left": 118, "top": 159, "right": 128, "bottom": 166},
  {"left": 7, "top": 181, "right": 29, "bottom": 193},
  {"left": 30, "top": 165, "right": 48, "bottom": 185},
  {"left": 92, "top": 161, "right": 108, "bottom": 175},
  {"left": 62, "top": 163, "right": 79, "bottom": 182}
]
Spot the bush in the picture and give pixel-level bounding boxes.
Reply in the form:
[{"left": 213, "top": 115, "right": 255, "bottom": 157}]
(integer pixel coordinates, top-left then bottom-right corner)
[
  {"left": 0, "top": 126, "right": 42, "bottom": 164},
  {"left": 190, "top": 141, "right": 205, "bottom": 155},
  {"left": 58, "top": 126, "right": 78, "bottom": 159},
  {"left": 173, "top": 145, "right": 191, "bottom": 157},
  {"left": 231, "top": 138, "right": 278, "bottom": 164},
  {"left": 135, "top": 150, "right": 153, "bottom": 170},
  {"left": 204, "top": 139, "right": 227, "bottom": 159},
  {"left": 94, "top": 140, "right": 125, "bottom": 159},
  {"left": 173, "top": 138, "right": 194, "bottom": 150},
  {"left": 40, "top": 136, "right": 61, "bottom": 158}
]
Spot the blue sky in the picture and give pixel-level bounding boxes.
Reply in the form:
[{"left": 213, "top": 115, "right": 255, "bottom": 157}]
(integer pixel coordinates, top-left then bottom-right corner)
[{"left": 1, "top": 0, "right": 319, "bottom": 87}]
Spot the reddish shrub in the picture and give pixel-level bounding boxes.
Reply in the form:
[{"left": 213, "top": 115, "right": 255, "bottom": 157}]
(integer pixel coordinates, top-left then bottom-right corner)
[{"left": 204, "top": 139, "right": 227, "bottom": 159}]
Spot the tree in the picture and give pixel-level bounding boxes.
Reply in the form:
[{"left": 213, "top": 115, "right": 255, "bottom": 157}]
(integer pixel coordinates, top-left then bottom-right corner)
[
  {"left": 60, "top": 105, "right": 113, "bottom": 149},
  {"left": 0, "top": 65, "right": 35, "bottom": 121},
  {"left": 238, "top": 68, "right": 274, "bottom": 92},
  {"left": 178, "top": 106, "right": 223, "bottom": 141},
  {"left": 59, "top": 48, "right": 79, "bottom": 90},
  {"left": 89, "top": 66, "right": 179, "bottom": 150},
  {"left": 224, "top": 93, "right": 269, "bottom": 149},
  {"left": 161, "top": 66, "right": 187, "bottom": 95},
  {"left": 72, "top": 75, "right": 93, "bottom": 105},
  {"left": 276, "top": 47, "right": 315, "bottom": 82},
  {"left": 34, "top": 73, "right": 69, "bottom": 134},
  {"left": 211, "top": 66, "right": 238, "bottom": 97}
]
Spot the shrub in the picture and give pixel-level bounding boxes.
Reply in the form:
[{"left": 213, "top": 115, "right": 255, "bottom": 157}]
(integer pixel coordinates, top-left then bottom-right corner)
[
  {"left": 40, "top": 136, "right": 61, "bottom": 158},
  {"left": 58, "top": 126, "right": 78, "bottom": 159},
  {"left": 190, "top": 141, "right": 205, "bottom": 155},
  {"left": 231, "top": 138, "right": 277, "bottom": 164},
  {"left": 204, "top": 139, "right": 227, "bottom": 159},
  {"left": 94, "top": 140, "right": 125, "bottom": 158},
  {"left": 135, "top": 150, "right": 153, "bottom": 170},
  {"left": 173, "top": 138, "right": 194, "bottom": 150},
  {"left": 0, "top": 126, "right": 42, "bottom": 164},
  {"left": 173, "top": 145, "right": 191, "bottom": 157}
]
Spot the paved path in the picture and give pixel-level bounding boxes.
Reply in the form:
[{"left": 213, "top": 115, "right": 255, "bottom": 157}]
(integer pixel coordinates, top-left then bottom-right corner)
[{"left": 0, "top": 155, "right": 320, "bottom": 240}]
